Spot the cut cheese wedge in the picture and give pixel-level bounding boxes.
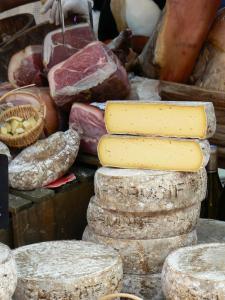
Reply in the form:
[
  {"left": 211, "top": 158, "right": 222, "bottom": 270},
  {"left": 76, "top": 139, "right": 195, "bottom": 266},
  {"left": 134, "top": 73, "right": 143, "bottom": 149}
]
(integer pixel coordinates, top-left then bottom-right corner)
[
  {"left": 98, "top": 135, "right": 210, "bottom": 172},
  {"left": 105, "top": 101, "right": 216, "bottom": 139}
]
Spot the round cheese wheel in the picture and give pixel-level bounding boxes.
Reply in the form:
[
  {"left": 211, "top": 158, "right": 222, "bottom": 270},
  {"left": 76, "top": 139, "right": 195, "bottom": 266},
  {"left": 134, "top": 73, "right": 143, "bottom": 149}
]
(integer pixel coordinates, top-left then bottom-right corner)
[
  {"left": 95, "top": 167, "right": 207, "bottom": 212},
  {"left": 0, "top": 243, "right": 17, "bottom": 300},
  {"left": 83, "top": 226, "right": 197, "bottom": 274},
  {"left": 162, "top": 243, "right": 225, "bottom": 299},
  {"left": 87, "top": 197, "right": 201, "bottom": 239},
  {"left": 13, "top": 241, "right": 123, "bottom": 300}
]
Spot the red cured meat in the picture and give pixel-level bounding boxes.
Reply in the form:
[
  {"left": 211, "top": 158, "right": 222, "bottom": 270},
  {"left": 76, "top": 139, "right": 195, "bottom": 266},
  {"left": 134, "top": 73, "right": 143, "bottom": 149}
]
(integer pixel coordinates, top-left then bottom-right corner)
[
  {"left": 8, "top": 45, "right": 46, "bottom": 87},
  {"left": 43, "top": 23, "right": 96, "bottom": 72},
  {"left": 69, "top": 103, "right": 106, "bottom": 155},
  {"left": 48, "top": 41, "right": 130, "bottom": 109}
]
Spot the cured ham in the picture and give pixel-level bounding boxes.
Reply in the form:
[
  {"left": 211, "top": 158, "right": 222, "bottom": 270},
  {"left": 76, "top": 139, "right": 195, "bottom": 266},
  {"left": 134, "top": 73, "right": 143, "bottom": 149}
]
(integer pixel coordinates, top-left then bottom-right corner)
[{"left": 139, "top": 0, "right": 220, "bottom": 82}]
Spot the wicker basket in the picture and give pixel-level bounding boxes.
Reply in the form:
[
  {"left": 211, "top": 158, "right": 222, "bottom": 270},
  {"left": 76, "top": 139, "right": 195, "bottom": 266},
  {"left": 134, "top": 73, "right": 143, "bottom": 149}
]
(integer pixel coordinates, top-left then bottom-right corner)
[
  {"left": 99, "top": 293, "right": 143, "bottom": 300},
  {"left": 0, "top": 105, "right": 44, "bottom": 148}
]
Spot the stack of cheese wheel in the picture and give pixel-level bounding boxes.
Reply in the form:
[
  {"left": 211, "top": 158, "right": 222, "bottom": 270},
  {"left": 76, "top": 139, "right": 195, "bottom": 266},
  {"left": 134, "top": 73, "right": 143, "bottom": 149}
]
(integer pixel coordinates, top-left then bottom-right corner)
[
  {"left": 0, "top": 243, "right": 17, "bottom": 300},
  {"left": 13, "top": 241, "right": 123, "bottom": 299},
  {"left": 83, "top": 101, "right": 216, "bottom": 299}
]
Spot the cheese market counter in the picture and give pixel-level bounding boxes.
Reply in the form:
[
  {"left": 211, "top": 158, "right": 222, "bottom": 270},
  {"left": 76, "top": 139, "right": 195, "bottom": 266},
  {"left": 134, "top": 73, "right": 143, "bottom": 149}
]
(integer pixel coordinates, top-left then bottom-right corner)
[{"left": 0, "top": 165, "right": 95, "bottom": 248}]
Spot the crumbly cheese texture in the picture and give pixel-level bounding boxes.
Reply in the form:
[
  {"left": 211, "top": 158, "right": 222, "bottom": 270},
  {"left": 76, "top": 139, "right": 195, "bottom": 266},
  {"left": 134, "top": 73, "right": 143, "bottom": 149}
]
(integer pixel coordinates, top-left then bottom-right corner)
[
  {"left": 162, "top": 243, "right": 225, "bottom": 299},
  {"left": 13, "top": 241, "right": 123, "bottom": 300},
  {"left": 123, "top": 273, "right": 164, "bottom": 300},
  {"left": 87, "top": 197, "right": 201, "bottom": 239},
  {"left": 98, "top": 135, "right": 210, "bottom": 172},
  {"left": 95, "top": 167, "right": 207, "bottom": 213},
  {"left": 0, "top": 243, "right": 17, "bottom": 300},
  {"left": 105, "top": 101, "right": 216, "bottom": 139},
  {"left": 83, "top": 226, "right": 197, "bottom": 274}
]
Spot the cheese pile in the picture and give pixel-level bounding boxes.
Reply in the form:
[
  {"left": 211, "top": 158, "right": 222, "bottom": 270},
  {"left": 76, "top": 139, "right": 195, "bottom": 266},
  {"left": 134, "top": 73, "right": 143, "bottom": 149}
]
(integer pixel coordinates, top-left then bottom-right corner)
[{"left": 84, "top": 100, "right": 216, "bottom": 299}]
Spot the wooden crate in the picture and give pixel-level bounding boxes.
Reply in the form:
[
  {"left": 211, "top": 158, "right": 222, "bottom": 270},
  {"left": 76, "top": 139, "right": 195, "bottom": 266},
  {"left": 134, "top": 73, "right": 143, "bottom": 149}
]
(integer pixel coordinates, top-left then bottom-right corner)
[{"left": 0, "top": 166, "right": 95, "bottom": 248}]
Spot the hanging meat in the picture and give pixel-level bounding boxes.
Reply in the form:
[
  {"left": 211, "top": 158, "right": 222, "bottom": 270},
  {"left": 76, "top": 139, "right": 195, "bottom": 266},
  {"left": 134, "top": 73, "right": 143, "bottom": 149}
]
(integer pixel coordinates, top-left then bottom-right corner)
[
  {"left": 138, "top": 0, "right": 221, "bottom": 82},
  {"left": 191, "top": 8, "right": 225, "bottom": 91}
]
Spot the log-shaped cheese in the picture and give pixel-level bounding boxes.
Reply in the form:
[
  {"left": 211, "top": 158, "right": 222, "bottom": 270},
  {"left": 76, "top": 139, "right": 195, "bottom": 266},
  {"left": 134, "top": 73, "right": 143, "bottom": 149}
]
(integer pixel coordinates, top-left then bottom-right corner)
[
  {"left": 105, "top": 101, "right": 216, "bottom": 139},
  {"left": 123, "top": 273, "right": 163, "bottom": 300},
  {"left": 98, "top": 135, "right": 210, "bottom": 172},
  {"left": 162, "top": 243, "right": 225, "bottom": 299},
  {"left": 95, "top": 167, "right": 207, "bottom": 213},
  {"left": 83, "top": 226, "right": 197, "bottom": 274},
  {"left": 13, "top": 241, "right": 123, "bottom": 300},
  {"left": 87, "top": 197, "right": 201, "bottom": 239}
]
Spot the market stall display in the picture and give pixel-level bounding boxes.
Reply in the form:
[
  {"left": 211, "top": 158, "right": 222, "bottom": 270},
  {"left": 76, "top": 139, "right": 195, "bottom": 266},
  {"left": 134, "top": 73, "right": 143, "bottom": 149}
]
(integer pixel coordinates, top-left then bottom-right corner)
[
  {"left": 0, "top": 243, "right": 17, "bottom": 299},
  {"left": 1, "top": 2, "right": 225, "bottom": 299},
  {"left": 162, "top": 243, "right": 225, "bottom": 299},
  {"left": 13, "top": 241, "right": 123, "bottom": 299}
]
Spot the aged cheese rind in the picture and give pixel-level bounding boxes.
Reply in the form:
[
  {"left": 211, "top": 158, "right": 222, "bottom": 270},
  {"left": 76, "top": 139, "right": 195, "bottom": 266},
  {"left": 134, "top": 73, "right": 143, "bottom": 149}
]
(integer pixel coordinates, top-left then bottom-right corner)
[
  {"left": 162, "top": 243, "right": 225, "bottom": 300},
  {"left": 123, "top": 273, "right": 164, "bottom": 300},
  {"left": 105, "top": 101, "right": 216, "bottom": 139},
  {"left": 13, "top": 241, "right": 123, "bottom": 300},
  {"left": 9, "top": 129, "right": 80, "bottom": 190},
  {"left": 95, "top": 167, "right": 207, "bottom": 212},
  {"left": 197, "top": 218, "right": 225, "bottom": 244},
  {"left": 87, "top": 197, "right": 201, "bottom": 239},
  {"left": 0, "top": 243, "right": 17, "bottom": 300},
  {"left": 98, "top": 135, "right": 210, "bottom": 172},
  {"left": 83, "top": 226, "right": 197, "bottom": 274}
]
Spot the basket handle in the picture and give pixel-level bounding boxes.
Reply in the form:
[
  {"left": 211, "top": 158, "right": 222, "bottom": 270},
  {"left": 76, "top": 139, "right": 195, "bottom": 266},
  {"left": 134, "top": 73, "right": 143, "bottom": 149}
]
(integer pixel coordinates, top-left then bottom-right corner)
[
  {"left": 0, "top": 84, "right": 35, "bottom": 104},
  {"left": 99, "top": 293, "right": 143, "bottom": 300}
]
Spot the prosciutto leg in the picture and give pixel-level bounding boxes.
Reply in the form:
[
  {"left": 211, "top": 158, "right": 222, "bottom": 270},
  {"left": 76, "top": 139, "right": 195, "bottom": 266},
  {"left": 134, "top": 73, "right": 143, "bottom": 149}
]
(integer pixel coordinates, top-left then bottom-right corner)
[{"left": 139, "top": 0, "right": 220, "bottom": 82}]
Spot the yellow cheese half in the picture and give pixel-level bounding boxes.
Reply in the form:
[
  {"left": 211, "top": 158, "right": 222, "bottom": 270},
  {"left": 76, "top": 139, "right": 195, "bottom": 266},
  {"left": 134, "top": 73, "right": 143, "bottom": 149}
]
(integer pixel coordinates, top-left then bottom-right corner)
[
  {"left": 105, "top": 101, "right": 216, "bottom": 139},
  {"left": 98, "top": 135, "right": 210, "bottom": 172}
]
